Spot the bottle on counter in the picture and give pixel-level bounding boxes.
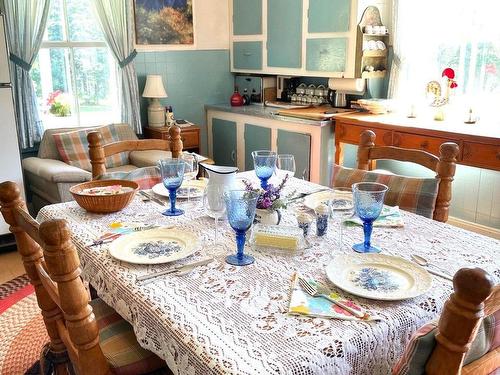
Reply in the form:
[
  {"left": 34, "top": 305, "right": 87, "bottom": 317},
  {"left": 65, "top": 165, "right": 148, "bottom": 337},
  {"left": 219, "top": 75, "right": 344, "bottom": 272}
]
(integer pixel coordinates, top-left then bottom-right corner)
[
  {"left": 166, "top": 106, "right": 174, "bottom": 126},
  {"left": 230, "top": 87, "right": 244, "bottom": 107},
  {"left": 242, "top": 88, "right": 250, "bottom": 105}
]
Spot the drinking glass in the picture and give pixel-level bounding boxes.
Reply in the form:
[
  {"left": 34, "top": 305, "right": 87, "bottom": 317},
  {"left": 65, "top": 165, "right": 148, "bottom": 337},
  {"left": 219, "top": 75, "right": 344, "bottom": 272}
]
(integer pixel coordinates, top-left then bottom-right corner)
[
  {"left": 203, "top": 184, "right": 226, "bottom": 249},
  {"left": 224, "top": 190, "right": 259, "bottom": 266},
  {"left": 158, "top": 159, "right": 185, "bottom": 216},
  {"left": 352, "top": 182, "right": 388, "bottom": 253},
  {"left": 252, "top": 150, "right": 277, "bottom": 189},
  {"left": 276, "top": 154, "right": 296, "bottom": 179},
  {"left": 180, "top": 153, "right": 199, "bottom": 205},
  {"left": 329, "top": 187, "right": 354, "bottom": 252}
]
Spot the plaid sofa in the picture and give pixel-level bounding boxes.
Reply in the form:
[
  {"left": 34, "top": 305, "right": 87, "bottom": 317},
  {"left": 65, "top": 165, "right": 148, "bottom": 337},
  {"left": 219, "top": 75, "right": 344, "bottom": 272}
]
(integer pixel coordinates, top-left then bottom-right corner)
[{"left": 22, "top": 124, "right": 171, "bottom": 212}]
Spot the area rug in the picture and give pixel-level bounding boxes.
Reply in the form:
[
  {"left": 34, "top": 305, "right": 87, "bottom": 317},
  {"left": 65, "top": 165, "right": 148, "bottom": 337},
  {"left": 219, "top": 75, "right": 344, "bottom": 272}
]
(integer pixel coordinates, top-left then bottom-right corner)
[{"left": 0, "top": 274, "right": 48, "bottom": 375}]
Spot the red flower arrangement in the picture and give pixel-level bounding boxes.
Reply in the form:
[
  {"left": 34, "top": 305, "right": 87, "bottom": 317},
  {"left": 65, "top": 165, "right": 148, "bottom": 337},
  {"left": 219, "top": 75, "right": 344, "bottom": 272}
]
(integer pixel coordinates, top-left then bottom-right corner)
[{"left": 46, "top": 90, "right": 62, "bottom": 106}]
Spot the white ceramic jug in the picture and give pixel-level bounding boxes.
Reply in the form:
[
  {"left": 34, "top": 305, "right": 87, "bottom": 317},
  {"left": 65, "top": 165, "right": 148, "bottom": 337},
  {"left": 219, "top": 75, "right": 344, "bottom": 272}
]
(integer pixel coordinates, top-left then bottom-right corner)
[{"left": 200, "top": 163, "right": 239, "bottom": 191}]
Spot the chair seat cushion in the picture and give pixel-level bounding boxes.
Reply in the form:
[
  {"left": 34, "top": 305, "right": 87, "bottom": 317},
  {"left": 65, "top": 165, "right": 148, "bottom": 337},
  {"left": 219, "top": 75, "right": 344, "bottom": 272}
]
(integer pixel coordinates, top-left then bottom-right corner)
[
  {"left": 98, "top": 166, "right": 161, "bottom": 190},
  {"left": 53, "top": 124, "right": 129, "bottom": 172},
  {"left": 393, "top": 310, "right": 500, "bottom": 374},
  {"left": 129, "top": 150, "right": 172, "bottom": 168},
  {"left": 333, "top": 165, "right": 439, "bottom": 219},
  {"left": 90, "top": 298, "right": 166, "bottom": 375}
]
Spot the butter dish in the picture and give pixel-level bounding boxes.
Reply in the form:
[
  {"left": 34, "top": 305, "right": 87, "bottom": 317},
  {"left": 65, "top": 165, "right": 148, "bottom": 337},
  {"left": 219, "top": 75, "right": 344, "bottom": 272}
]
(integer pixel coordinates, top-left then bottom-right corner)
[{"left": 249, "top": 224, "right": 306, "bottom": 255}]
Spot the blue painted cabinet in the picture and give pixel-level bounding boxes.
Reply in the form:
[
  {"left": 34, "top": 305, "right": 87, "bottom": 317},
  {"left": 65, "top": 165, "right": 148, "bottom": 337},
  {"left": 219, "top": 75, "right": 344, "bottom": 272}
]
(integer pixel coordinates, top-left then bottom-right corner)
[
  {"left": 306, "top": 38, "right": 347, "bottom": 72},
  {"left": 244, "top": 123, "right": 271, "bottom": 171},
  {"left": 233, "top": 0, "right": 262, "bottom": 35},
  {"left": 233, "top": 41, "right": 263, "bottom": 70},
  {"left": 277, "top": 130, "right": 311, "bottom": 180},
  {"left": 267, "top": 0, "right": 302, "bottom": 68},
  {"left": 308, "top": 0, "right": 350, "bottom": 33},
  {"left": 212, "top": 119, "right": 237, "bottom": 167}
]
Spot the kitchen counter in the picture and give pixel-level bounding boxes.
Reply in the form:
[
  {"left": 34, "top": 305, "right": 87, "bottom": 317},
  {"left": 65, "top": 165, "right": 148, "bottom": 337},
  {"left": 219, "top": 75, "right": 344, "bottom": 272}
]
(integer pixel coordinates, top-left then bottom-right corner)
[{"left": 205, "top": 104, "right": 332, "bottom": 127}]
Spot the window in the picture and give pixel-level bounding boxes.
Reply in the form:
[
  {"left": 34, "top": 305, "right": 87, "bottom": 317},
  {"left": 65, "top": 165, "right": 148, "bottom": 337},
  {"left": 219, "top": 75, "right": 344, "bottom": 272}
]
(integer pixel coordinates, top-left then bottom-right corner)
[
  {"left": 31, "top": 0, "right": 119, "bottom": 128},
  {"left": 392, "top": 1, "right": 500, "bottom": 123}
]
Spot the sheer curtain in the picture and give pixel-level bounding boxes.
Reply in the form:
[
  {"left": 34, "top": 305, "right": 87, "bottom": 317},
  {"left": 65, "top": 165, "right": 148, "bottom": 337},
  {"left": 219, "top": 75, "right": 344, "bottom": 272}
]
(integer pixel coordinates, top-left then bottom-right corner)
[
  {"left": 388, "top": 0, "right": 500, "bottom": 121},
  {"left": 92, "top": 0, "right": 142, "bottom": 134},
  {"left": 1, "top": 0, "right": 51, "bottom": 149}
]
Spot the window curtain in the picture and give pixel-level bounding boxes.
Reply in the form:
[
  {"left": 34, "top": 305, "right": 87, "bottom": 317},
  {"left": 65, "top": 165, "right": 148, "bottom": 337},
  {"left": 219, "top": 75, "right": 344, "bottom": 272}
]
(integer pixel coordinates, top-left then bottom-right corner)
[
  {"left": 1, "top": 0, "right": 50, "bottom": 149},
  {"left": 92, "top": 0, "right": 142, "bottom": 134}
]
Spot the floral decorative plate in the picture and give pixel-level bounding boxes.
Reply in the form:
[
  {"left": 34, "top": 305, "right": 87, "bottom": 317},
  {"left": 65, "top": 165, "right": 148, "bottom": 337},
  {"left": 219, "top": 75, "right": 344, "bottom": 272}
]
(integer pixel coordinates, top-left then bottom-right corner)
[
  {"left": 303, "top": 190, "right": 336, "bottom": 210},
  {"left": 152, "top": 179, "right": 208, "bottom": 199},
  {"left": 325, "top": 254, "right": 432, "bottom": 301},
  {"left": 108, "top": 227, "right": 199, "bottom": 264}
]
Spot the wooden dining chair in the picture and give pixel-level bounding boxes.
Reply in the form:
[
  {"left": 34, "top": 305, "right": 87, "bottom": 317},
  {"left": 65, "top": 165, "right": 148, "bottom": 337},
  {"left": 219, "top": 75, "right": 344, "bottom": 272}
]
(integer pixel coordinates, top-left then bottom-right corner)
[
  {"left": 0, "top": 181, "right": 167, "bottom": 375},
  {"left": 88, "top": 125, "right": 183, "bottom": 180},
  {"left": 394, "top": 268, "right": 499, "bottom": 375},
  {"left": 333, "top": 130, "right": 460, "bottom": 222}
]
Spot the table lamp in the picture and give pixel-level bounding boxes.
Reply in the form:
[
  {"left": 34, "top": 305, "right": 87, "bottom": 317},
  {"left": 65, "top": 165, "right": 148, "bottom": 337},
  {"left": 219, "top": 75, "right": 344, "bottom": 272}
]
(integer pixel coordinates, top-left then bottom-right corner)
[{"left": 142, "top": 75, "right": 167, "bottom": 128}]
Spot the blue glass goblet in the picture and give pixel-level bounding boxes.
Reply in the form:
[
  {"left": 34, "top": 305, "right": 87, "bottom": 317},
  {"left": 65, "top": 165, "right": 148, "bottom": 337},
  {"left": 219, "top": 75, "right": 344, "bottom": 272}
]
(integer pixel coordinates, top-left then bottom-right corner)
[
  {"left": 158, "top": 159, "right": 185, "bottom": 216},
  {"left": 252, "top": 150, "right": 277, "bottom": 189},
  {"left": 224, "top": 190, "right": 259, "bottom": 266},
  {"left": 352, "top": 182, "right": 388, "bottom": 253}
]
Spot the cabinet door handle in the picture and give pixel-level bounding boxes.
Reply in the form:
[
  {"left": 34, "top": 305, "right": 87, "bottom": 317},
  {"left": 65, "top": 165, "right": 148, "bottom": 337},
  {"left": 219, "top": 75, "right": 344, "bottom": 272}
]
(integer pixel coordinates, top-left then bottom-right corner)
[
  {"left": 231, "top": 150, "right": 236, "bottom": 162},
  {"left": 243, "top": 52, "right": 252, "bottom": 56}
]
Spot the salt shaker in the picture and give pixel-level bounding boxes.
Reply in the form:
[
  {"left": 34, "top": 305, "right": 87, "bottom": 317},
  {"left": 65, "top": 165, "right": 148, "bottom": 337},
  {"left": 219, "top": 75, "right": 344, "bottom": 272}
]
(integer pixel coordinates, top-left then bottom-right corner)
[
  {"left": 296, "top": 212, "right": 313, "bottom": 237},
  {"left": 315, "top": 203, "right": 329, "bottom": 237}
]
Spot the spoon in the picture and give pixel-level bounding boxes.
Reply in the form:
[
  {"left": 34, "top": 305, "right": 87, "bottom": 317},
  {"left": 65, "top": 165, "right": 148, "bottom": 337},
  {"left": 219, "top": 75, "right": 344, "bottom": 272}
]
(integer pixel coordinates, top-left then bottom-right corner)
[{"left": 410, "top": 254, "right": 453, "bottom": 281}]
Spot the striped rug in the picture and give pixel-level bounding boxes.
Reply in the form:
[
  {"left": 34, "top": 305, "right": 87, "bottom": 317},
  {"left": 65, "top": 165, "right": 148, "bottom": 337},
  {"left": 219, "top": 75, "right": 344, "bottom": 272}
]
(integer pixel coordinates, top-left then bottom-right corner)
[{"left": 0, "top": 275, "right": 48, "bottom": 375}]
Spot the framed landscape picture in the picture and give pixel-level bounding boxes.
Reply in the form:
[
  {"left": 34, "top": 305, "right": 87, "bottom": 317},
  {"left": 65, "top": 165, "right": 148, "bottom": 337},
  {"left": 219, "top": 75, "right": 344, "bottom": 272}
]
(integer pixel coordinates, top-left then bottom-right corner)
[{"left": 134, "top": 0, "right": 194, "bottom": 45}]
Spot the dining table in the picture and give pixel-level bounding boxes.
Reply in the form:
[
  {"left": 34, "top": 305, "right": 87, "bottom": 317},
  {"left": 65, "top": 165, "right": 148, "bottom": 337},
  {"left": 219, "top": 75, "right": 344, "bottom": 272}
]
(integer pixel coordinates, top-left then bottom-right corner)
[{"left": 36, "top": 171, "right": 500, "bottom": 375}]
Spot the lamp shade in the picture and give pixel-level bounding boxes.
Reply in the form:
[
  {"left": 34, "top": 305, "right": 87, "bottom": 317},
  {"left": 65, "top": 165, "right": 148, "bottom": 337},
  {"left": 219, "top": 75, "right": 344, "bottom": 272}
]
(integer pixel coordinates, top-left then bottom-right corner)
[{"left": 142, "top": 75, "right": 167, "bottom": 98}]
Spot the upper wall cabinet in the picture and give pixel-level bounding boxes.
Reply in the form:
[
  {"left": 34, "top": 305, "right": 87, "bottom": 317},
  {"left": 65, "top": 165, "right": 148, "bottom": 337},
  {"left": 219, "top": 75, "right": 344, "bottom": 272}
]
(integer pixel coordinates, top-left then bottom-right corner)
[
  {"left": 233, "top": 0, "right": 262, "bottom": 35},
  {"left": 230, "top": 0, "right": 360, "bottom": 78},
  {"left": 267, "top": 0, "right": 303, "bottom": 69}
]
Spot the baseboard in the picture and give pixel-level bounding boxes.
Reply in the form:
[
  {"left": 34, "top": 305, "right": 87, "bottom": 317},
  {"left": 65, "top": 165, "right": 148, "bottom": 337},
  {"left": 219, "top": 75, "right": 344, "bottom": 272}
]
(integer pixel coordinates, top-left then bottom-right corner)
[{"left": 448, "top": 217, "right": 500, "bottom": 240}]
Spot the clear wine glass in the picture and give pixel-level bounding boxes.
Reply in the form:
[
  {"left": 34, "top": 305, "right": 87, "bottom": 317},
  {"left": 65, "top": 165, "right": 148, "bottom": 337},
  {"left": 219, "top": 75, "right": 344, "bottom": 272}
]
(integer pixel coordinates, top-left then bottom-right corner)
[
  {"left": 224, "top": 189, "right": 259, "bottom": 266},
  {"left": 276, "top": 154, "right": 296, "bottom": 179},
  {"left": 158, "top": 159, "right": 185, "bottom": 216},
  {"left": 180, "top": 153, "right": 199, "bottom": 206},
  {"left": 329, "top": 187, "right": 354, "bottom": 253},
  {"left": 203, "top": 184, "right": 226, "bottom": 250},
  {"left": 352, "top": 182, "right": 388, "bottom": 253},
  {"left": 252, "top": 150, "right": 277, "bottom": 189}
]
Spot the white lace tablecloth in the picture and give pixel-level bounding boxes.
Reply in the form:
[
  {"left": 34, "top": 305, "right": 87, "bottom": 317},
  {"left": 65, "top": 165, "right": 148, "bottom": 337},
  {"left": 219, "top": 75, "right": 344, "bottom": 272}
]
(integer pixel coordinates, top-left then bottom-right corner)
[{"left": 37, "top": 173, "right": 500, "bottom": 375}]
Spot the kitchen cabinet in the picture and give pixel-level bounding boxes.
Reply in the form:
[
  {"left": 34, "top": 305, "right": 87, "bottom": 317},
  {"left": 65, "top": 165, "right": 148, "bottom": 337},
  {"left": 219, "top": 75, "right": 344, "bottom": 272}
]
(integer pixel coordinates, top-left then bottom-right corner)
[
  {"left": 267, "top": 0, "right": 303, "bottom": 69},
  {"left": 277, "top": 129, "right": 311, "bottom": 180},
  {"left": 233, "top": 0, "right": 262, "bottom": 35},
  {"left": 233, "top": 41, "right": 263, "bottom": 70},
  {"left": 308, "top": 0, "right": 350, "bottom": 33},
  {"left": 244, "top": 123, "right": 272, "bottom": 171},
  {"left": 212, "top": 118, "right": 237, "bottom": 167},
  {"left": 230, "top": 0, "right": 360, "bottom": 77}
]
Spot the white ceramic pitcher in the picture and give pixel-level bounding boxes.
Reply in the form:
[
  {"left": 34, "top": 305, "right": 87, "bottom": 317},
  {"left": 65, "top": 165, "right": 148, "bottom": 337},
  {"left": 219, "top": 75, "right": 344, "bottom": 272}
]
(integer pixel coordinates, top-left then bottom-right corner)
[{"left": 200, "top": 163, "right": 239, "bottom": 191}]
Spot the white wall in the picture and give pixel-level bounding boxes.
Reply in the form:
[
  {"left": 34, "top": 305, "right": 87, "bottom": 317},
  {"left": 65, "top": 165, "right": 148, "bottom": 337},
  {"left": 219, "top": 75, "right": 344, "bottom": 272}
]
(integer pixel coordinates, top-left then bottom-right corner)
[{"left": 135, "top": 0, "right": 230, "bottom": 51}]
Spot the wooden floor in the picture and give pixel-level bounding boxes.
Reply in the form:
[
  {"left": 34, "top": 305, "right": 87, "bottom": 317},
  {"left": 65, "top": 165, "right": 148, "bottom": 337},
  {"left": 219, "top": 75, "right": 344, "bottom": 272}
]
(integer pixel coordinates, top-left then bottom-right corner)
[{"left": 0, "top": 249, "right": 24, "bottom": 284}]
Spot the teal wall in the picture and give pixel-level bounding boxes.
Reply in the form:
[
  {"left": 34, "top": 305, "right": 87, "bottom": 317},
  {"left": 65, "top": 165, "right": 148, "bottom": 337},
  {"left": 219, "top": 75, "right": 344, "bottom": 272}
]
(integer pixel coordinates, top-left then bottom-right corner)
[{"left": 135, "top": 50, "right": 234, "bottom": 154}]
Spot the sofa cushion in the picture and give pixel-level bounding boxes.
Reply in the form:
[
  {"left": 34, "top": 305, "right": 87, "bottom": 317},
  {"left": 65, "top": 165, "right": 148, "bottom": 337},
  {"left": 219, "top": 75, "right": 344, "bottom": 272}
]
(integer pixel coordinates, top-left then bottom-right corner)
[
  {"left": 89, "top": 298, "right": 166, "bottom": 375},
  {"left": 393, "top": 310, "right": 500, "bottom": 374},
  {"left": 129, "top": 150, "right": 172, "bottom": 168},
  {"left": 53, "top": 124, "right": 129, "bottom": 171},
  {"left": 333, "top": 164, "right": 439, "bottom": 219},
  {"left": 22, "top": 157, "right": 92, "bottom": 183},
  {"left": 98, "top": 166, "right": 161, "bottom": 190}
]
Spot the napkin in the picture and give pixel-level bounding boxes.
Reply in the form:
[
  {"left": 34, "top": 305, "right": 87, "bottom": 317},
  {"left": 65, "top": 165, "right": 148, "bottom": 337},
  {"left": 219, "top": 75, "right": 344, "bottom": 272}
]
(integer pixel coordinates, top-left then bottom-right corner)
[
  {"left": 288, "top": 273, "right": 366, "bottom": 321},
  {"left": 344, "top": 205, "right": 404, "bottom": 228}
]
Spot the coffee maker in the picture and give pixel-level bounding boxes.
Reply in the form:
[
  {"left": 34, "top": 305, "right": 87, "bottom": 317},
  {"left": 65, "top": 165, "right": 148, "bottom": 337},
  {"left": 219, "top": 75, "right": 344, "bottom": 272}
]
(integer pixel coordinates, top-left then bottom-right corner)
[{"left": 277, "top": 76, "right": 299, "bottom": 102}]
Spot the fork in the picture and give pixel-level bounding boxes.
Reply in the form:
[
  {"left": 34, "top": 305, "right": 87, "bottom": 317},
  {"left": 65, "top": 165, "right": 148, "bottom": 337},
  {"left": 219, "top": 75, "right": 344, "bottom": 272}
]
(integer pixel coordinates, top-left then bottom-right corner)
[{"left": 298, "top": 276, "right": 381, "bottom": 321}]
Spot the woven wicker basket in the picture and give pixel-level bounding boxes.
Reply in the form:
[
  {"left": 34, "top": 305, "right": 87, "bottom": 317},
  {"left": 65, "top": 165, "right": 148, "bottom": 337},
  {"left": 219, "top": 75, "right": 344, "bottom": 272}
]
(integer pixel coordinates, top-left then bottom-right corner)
[{"left": 70, "top": 180, "right": 139, "bottom": 213}]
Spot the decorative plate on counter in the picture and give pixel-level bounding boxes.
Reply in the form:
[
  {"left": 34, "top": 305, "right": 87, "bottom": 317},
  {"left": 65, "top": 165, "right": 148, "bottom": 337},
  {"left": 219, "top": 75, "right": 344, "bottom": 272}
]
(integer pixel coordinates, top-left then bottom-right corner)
[
  {"left": 109, "top": 227, "right": 199, "bottom": 264},
  {"left": 325, "top": 254, "right": 432, "bottom": 301}
]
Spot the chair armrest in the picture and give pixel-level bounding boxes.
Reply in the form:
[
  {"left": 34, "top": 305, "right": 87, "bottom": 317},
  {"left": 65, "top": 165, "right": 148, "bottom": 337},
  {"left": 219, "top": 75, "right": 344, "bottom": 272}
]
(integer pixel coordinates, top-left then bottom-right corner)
[
  {"left": 22, "top": 157, "right": 91, "bottom": 183},
  {"left": 129, "top": 150, "right": 172, "bottom": 168}
]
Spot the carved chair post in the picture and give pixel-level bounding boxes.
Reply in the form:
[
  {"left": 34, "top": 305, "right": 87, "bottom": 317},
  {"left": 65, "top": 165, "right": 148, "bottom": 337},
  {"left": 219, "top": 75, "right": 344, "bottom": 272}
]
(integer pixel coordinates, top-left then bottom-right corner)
[
  {"left": 87, "top": 131, "right": 106, "bottom": 180},
  {"left": 0, "top": 182, "right": 69, "bottom": 374},
  {"left": 169, "top": 125, "right": 183, "bottom": 158},
  {"left": 426, "top": 268, "right": 495, "bottom": 375},
  {"left": 434, "top": 142, "right": 459, "bottom": 222},
  {"left": 40, "top": 220, "right": 110, "bottom": 375},
  {"left": 357, "top": 130, "right": 376, "bottom": 171}
]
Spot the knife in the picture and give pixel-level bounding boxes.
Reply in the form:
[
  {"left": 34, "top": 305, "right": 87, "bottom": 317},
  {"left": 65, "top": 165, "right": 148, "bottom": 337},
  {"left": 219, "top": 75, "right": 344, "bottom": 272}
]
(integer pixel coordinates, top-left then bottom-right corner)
[
  {"left": 426, "top": 268, "right": 453, "bottom": 281},
  {"left": 287, "top": 188, "right": 331, "bottom": 202},
  {"left": 137, "top": 257, "right": 214, "bottom": 283},
  {"left": 139, "top": 190, "right": 167, "bottom": 206}
]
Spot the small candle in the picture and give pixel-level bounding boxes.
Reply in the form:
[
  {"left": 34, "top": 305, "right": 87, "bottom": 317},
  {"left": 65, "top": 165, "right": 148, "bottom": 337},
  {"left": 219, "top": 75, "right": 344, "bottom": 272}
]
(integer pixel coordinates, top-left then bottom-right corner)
[
  {"left": 315, "top": 203, "right": 330, "bottom": 237},
  {"left": 296, "top": 212, "right": 313, "bottom": 237}
]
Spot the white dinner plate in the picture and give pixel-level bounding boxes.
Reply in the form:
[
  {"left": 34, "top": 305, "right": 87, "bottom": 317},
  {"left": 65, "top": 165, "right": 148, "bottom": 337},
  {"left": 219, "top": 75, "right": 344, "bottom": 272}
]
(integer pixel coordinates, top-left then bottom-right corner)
[
  {"left": 303, "top": 190, "right": 336, "bottom": 210},
  {"left": 109, "top": 227, "right": 199, "bottom": 264},
  {"left": 326, "top": 253, "right": 432, "bottom": 301},
  {"left": 152, "top": 179, "right": 208, "bottom": 199}
]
